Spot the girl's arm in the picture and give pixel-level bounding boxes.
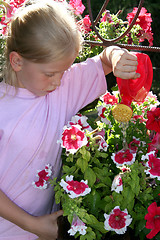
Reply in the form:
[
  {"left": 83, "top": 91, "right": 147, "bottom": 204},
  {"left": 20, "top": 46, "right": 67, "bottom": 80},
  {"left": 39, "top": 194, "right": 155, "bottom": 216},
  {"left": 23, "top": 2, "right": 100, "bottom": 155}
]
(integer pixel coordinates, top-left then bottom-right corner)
[
  {"left": 100, "top": 46, "right": 140, "bottom": 79},
  {"left": 0, "top": 189, "right": 63, "bottom": 240}
]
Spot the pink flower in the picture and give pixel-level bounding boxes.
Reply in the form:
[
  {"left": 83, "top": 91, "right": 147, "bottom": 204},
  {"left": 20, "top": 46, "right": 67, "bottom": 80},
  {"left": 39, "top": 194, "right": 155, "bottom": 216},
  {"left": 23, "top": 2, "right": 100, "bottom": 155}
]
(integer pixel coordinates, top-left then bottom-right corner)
[
  {"left": 101, "top": 10, "right": 113, "bottom": 23},
  {"left": 126, "top": 7, "right": 153, "bottom": 46},
  {"left": 132, "top": 114, "right": 146, "bottom": 123},
  {"left": 128, "top": 137, "right": 140, "bottom": 153},
  {"left": 97, "top": 106, "right": 111, "bottom": 126},
  {"left": 98, "top": 138, "right": 108, "bottom": 152},
  {"left": 69, "top": 0, "right": 85, "bottom": 15},
  {"left": 10, "top": 0, "right": 26, "bottom": 8},
  {"left": 101, "top": 92, "right": 118, "bottom": 105},
  {"left": 111, "top": 149, "right": 136, "bottom": 166},
  {"left": 77, "top": 15, "right": 91, "bottom": 34},
  {"left": 146, "top": 108, "right": 160, "bottom": 133},
  {"left": 104, "top": 206, "right": 132, "bottom": 234},
  {"left": 145, "top": 202, "right": 160, "bottom": 239},
  {"left": 32, "top": 164, "right": 52, "bottom": 189},
  {"left": 58, "top": 125, "right": 88, "bottom": 154},
  {"left": 127, "top": 7, "right": 152, "bottom": 31},
  {"left": 68, "top": 114, "right": 92, "bottom": 131},
  {"left": 142, "top": 151, "right": 160, "bottom": 180},
  {"left": 68, "top": 215, "right": 87, "bottom": 236},
  {"left": 148, "top": 133, "right": 160, "bottom": 152},
  {"left": 60, "top": 175, "right": 91, "bottom": 198},
  {"left": 111, "top": 174, "right": 123, "bottom": 193}
]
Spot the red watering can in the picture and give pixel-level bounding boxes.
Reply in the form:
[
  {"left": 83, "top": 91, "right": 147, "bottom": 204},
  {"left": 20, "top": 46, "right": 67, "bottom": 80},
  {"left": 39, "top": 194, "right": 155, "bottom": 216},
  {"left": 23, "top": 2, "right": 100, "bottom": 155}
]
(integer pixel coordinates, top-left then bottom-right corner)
[{"left": 112, "top": 52, "right": 153, "bottom": 122}]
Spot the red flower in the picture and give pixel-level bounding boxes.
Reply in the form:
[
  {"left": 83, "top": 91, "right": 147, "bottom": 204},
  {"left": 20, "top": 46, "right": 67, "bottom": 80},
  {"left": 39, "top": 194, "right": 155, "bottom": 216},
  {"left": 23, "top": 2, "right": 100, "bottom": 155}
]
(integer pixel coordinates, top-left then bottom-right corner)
[
  {"left": 101, "top": 92, "right": 118, "bottom": 105},
  {"left": 38, "top": 169, "right": 50, "bottom": 181},
  {"left": 104, "top": 206, "right": 132, "bottom": 234},
  {"left": 32, "top": 164, "right": 52, "bottom": 189},
  {"left": 111, "top": 149, "right": 136, "bottom": 166},
  {"left": 60, "top": 175, "right": 91, "bottom": 198},
  {"left": 146, "top": 108, "right": 160, "bottom": 133},
  {"left": 145, "top": 202, "right": 160, "bottom": 239},
  {"left": 67, "top": 180, "right": 88, "bottom": 194},
  {"left": 145, "top": 153, "right": 160, "bottom": 180},
  {"left": 99, "top": 107, "right": 107, "bottom": 119}
]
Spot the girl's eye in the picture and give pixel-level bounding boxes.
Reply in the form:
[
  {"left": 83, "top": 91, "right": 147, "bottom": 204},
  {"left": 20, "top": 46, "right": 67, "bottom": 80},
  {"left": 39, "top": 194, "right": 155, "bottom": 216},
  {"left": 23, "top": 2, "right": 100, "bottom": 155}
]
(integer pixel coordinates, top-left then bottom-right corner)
[{"left": 45, "top": 73, "right": 55, "bottom": 77}]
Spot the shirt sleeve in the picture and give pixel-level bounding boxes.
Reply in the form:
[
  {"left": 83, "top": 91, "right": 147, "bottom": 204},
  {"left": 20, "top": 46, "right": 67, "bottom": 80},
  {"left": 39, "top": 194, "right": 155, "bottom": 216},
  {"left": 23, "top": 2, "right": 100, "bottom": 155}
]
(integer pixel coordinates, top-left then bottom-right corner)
[{"left": 60, "top": 55, "right": 107, "bottom": 118}]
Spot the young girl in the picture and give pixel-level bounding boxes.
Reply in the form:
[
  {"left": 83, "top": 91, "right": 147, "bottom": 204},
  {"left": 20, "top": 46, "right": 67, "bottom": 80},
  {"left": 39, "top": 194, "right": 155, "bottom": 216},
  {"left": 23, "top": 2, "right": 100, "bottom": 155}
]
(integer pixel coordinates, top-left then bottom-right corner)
[{"left": 0, "top": 0, "right": 140, "bottom": 239}]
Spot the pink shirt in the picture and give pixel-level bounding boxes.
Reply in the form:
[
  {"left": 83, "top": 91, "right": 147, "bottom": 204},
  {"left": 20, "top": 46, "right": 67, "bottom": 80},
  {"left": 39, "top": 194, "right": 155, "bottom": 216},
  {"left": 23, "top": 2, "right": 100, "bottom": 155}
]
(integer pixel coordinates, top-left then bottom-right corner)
[{"left": 0, "top": 56, "right": 107, "bottom": 239}]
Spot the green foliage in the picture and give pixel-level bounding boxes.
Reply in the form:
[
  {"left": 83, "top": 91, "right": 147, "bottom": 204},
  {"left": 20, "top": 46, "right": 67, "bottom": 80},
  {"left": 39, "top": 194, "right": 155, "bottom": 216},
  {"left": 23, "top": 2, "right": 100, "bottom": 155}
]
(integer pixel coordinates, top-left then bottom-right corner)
[{"left": 50, "top": 90, "right": 160, "bottom": 240}]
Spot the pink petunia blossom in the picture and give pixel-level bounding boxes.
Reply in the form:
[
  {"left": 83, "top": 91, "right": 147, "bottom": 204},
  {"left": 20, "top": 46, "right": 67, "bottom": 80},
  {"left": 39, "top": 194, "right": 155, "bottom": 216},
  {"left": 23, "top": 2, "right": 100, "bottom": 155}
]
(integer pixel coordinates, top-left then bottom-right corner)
[
  {"left": 97, "top": 106, "right": 112, "bottom": 126},
  {"left": 98, "top": 137, "right": 108, "bottom": 152},
  {"left": 69, "top": 0, "right": 85, "bottom": 15},
  {"left": 60, "top": 175, "right": 91, "bottom": 198},
  {"left": 146, "top": 107, "right": 160, "bottom": 133},
  {"left": 145, "top": 202, "right": 160, "bottom": 239},
  {"left": 77, "top": 15, "right": 91, "bottom": 34},
  {"left": 126, "top": 7, "right": 153, "bottom": 46},
  {"left": 111, "top": 149, "right": 136, "bottom": 166},
  {"left": 128, "top": 137, "right": 140, "bottom": 153},
  {"left": 142, "top": 151, "right": 160, "bottom": 180},
  {"left": 101, "top": 92, "right": 118, "bottom": 105},
  {"left": 148, "top": 132, "right": 160, "bottom": 151},
  {"left": 68, "top": 215, "right": 87, "bottom": 236},
  {"left": 101, "top": 10, "right": 113, "bottom": 23},
  {"left": 111, "top": 174, "right": 123, "bottom": 193},
  {"left": 104, "top": 206, "right": 132, "bottom": 234},
  {"left": 58, "top": 125, "right": 88, "bottom": 154},
  {"left": 132, "top": 114, "right": 146, "bottom": 123},
  {"left": 32, "top": 164, "right": 52, "bottom": 189},
  {"left": 68, "top": 114, "right": 92, "bottom": 131}
]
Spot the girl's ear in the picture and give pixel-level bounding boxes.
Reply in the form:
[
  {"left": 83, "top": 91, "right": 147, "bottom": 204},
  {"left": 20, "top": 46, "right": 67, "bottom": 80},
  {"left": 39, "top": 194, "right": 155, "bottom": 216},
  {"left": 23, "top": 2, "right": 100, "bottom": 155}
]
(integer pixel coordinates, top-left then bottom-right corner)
[{"left": 9, "top": 51, "right": 23, "bottom": 72}]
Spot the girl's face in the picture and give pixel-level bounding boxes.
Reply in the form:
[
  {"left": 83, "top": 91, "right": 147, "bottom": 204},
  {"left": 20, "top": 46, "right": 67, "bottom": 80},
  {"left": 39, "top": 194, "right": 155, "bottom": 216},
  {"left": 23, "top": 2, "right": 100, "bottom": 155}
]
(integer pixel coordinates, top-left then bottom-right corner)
[{"left": 16, "top": 54, "right": 76, "bottom": 96}]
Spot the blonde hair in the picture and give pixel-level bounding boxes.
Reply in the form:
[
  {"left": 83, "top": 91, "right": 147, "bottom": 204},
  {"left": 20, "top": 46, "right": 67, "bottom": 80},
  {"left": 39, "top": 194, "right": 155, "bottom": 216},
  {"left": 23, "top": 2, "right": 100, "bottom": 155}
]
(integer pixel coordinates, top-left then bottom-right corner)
[{"left": 4, "top": 0, "right": 82, "bottom": 85}]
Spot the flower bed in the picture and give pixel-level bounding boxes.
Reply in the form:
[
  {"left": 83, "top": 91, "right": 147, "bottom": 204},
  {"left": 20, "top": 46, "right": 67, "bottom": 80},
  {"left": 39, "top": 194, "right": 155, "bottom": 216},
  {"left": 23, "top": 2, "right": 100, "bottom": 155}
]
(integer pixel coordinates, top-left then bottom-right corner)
[{"left": 33, "top": 90, "right": 160, "bottom": 240}]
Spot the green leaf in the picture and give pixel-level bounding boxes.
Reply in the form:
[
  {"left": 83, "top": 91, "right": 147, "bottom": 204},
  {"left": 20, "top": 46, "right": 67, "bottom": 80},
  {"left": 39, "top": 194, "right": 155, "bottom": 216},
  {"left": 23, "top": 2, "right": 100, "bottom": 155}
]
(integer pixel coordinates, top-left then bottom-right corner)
[
  {"left": 83, "top": 214, "right": 107, "bottom": 234},
  {"left": 84, "top": 167, "right": 96, "bottom": 186},
  {"left": 79, "top": 147, "right": 91, "bottom": 161},
  {"left": 80, "top": 227, "right": 96, "bottom": 240},
  {"left": 121, "top": 187, "right": 135, "bottom": 211},
  {"left": 84, "top": 190, "right": 101, "bottom": 217},
  {"left": 77, "top": 157, "right": 89, "bottom": 173}
]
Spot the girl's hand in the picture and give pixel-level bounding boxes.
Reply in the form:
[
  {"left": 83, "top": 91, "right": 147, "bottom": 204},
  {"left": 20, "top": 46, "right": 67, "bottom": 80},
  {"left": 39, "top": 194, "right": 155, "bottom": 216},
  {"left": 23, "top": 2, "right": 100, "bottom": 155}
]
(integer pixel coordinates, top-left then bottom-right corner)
[
  {"left": 30, "top": 210, "right": 63, "bottom": 240},
  {"left": 100, "top": 46, "right": 140, "bottom": 80},
  {"left": 111, "top": 48, "right": 140, "bottom": 80}
]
